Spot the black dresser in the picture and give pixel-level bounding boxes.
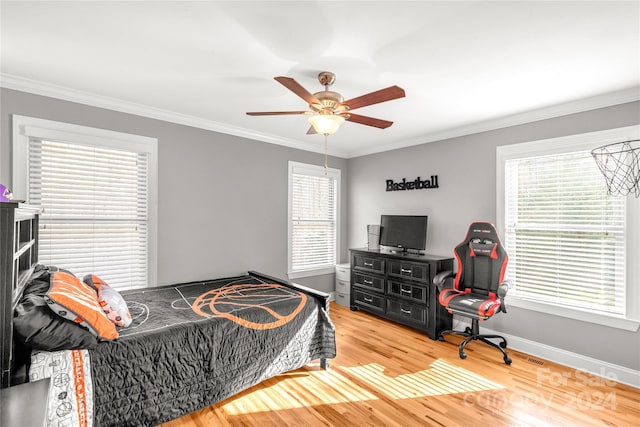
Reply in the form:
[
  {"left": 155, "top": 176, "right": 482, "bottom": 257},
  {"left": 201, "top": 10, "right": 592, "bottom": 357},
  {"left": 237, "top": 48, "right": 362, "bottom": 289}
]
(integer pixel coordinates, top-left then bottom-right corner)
[{"left": 350, "top": 248, "right": 454, "bottom": 340}]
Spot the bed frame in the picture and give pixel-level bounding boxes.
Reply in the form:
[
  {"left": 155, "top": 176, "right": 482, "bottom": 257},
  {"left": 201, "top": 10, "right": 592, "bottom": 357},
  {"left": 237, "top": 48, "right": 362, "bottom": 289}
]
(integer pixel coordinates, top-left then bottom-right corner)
[
  {"left": 1, "top": 201, "right": 40, "bottom": 388},
  {"left": 1, "top": 201, "right": 331, "bottom": 390}
]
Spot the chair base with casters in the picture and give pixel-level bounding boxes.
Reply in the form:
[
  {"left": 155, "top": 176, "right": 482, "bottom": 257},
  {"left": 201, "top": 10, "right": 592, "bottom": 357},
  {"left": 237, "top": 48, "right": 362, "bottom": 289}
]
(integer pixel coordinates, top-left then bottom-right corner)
[{"left": 438, "top": 317, "right": 512, "bottom": 365}]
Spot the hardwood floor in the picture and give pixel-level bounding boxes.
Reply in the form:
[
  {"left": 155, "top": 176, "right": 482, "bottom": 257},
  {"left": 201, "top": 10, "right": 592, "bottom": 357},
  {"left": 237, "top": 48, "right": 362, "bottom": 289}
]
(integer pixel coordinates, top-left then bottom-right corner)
[{"left": 162, "top": 302, "right": 639, "bottom": 426}]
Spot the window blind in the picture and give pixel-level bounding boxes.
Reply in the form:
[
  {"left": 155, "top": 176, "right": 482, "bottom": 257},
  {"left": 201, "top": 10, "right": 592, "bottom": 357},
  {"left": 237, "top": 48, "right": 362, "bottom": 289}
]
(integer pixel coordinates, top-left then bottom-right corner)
[
  {"left": 29, "top": 139, "right": 149, "bottom": 288},
  {"left": 504, "top": 150, "right": 626, "bottom": 315},
  {"left": 290, "top": 171, "right": 337, "bottom": 272}
]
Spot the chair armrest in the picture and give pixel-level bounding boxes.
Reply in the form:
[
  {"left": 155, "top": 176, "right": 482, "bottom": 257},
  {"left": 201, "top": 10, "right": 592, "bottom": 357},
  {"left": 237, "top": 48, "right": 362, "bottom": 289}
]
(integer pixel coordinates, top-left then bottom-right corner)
[
  {"left": 497, "top": 280, "right": 511, "bottom": 313},
  {"left": 497, "top": 281, "right": 510, "bottom": 298},
  {"left": 433, "top": 270, "right": 454, "bottom": 291}
]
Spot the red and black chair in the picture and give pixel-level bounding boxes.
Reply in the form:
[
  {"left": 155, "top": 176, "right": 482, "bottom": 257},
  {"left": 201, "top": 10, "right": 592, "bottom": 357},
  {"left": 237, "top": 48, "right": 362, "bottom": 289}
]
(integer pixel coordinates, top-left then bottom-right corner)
[{"left": 434, "top": 222, "right": 512, "bottom": 365}]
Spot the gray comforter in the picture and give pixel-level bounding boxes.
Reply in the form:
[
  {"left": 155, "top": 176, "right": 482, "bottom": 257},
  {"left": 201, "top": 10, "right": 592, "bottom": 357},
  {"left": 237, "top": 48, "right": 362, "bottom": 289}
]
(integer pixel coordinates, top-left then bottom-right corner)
[{"left": 88, "top": 274, "right": 336, "bottom": 426}]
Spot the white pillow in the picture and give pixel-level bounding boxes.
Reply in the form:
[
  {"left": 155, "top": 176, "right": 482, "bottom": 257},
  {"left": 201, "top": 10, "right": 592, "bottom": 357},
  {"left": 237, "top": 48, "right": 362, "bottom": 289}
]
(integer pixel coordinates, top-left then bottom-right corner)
[{"left": 83, "top": 274, "right": 132, "bottom": 327}]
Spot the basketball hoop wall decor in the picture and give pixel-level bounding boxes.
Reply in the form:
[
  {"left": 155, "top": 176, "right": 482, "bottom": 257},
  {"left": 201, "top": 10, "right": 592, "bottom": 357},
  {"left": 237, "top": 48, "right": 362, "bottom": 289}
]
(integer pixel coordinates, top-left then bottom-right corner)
[{"left": 591, "top": 139, "right": 640, "bottom": 197}]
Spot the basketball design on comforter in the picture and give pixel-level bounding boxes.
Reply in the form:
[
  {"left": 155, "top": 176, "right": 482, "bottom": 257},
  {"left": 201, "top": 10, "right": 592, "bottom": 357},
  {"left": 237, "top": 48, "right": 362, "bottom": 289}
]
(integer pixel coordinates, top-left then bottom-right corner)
[{"left": 191, "top": 283, "right": 308, "bottom": 329}]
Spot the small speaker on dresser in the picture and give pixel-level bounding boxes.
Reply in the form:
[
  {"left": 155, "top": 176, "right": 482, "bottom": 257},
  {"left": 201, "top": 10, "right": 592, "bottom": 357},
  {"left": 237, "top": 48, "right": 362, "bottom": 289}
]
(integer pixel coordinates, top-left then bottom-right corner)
[{"left": 367, "top": 224, "right": 380, "bottom": 250}]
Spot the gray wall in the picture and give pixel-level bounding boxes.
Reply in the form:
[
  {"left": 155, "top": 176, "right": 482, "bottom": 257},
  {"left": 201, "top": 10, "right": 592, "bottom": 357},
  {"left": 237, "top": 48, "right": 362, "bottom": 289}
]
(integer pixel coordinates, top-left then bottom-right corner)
[
  {"left": 347, "top": 101, "right": 640, "bottom": 370},
  {"left": 0, "top": 88, "right": 348, "bottom": 292},
  {"left": 3, "top": 87, "right": 638, "bottom": 370}
]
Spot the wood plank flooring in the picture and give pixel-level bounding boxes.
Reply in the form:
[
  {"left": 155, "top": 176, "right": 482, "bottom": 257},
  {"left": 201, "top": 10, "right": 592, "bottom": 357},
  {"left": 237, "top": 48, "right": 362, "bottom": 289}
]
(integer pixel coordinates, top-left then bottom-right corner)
[{"left": 162, "top": 302, "right": 639, "bottom": 426}]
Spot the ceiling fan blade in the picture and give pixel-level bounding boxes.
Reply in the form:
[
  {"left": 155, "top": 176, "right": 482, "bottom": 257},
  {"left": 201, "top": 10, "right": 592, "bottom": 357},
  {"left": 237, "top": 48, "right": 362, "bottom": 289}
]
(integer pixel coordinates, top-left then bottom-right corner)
[
  {"left": 246, "top": 110, "right": 310, "bottom": 116},
  {"left": 343, "top": 85, "right": 406, "bottom": 111},
  {"left": 345, "top": 113, "right": 394, "bottom": 129},
  {"left": 274, "top": 76, "right": 321, "bottom": 105},
  {"left": 306, "top": 126, "right": 317, "bottom": 135}
]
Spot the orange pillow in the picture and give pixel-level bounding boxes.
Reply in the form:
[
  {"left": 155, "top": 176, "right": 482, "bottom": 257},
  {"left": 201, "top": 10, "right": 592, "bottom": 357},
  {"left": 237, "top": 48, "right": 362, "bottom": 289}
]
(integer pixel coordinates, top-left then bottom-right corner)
[{"left": 45, "top": 271, "right": 118, "bottom": 340}]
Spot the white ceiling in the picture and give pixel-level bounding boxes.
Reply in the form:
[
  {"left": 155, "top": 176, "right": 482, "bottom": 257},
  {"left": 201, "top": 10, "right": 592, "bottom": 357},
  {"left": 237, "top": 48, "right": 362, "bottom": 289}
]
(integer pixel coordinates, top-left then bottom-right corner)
[{"left": 1, "top": 1, "right": 639, "bottom": 158}]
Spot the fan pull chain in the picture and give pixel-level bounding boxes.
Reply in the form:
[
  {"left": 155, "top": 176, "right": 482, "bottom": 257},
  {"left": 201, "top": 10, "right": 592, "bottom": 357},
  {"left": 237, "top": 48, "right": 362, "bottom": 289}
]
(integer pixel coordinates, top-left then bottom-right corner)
[{"left": 324, "top": 134, "right": 328, "bottom": 175}]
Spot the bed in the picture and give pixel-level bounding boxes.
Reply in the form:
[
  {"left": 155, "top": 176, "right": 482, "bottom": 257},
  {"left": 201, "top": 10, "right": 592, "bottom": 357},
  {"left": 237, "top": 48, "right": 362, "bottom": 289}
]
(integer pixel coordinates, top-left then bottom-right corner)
[{"left": 0, "top": 202, "right": 336, "bottom": 426}]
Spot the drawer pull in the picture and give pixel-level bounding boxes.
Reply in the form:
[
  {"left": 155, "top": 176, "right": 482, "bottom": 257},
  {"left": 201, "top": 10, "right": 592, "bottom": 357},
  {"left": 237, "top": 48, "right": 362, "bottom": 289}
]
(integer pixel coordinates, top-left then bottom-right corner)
[
  {"left": 363, "top": 279, "right": 373, "bottom": 285},
  {"left": 401, "top": 308, "right": 412, "bottom": 314},
  {"left": 401, "top": 268, "right": 412, "bottom": 274},
  {"left": 364, "top": 262, "right": 373, "bottom": 267},
  {"left": 400, "top": 288, "right": 412, "bottom": 294},
  {"left": 364, "top": 297, "right": 374, "bottom": 303}
]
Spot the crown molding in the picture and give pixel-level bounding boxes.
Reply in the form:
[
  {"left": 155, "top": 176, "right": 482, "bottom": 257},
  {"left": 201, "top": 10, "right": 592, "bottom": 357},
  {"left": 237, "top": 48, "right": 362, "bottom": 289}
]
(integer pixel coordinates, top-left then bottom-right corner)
[
  {"left": 2, "top": 73, "right": 637, "bottom": 160},
  {"left": 0, "top": 73, "right": 351, "bottom": 158},
  {"left": 347, "top": 86, "right": 640, "bottom": 158}
]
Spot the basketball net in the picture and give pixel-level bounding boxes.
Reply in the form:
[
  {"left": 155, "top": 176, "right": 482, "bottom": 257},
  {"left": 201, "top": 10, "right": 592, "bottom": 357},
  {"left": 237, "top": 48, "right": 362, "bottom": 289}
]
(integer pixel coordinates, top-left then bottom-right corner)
[{"left": 591, "top": 139, "right": 640, "bottom": 197}]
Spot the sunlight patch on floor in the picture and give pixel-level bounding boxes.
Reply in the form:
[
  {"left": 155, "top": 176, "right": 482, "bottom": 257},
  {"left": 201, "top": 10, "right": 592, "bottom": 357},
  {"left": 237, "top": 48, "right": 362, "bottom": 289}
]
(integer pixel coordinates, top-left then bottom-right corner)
[
  {"left": 341, "top": 359, "right": 506, "bottom": 399},
  {"left": 222, "top": 368, "right": 378, "bottom": 415},
  {"left": 222, "top": 359, "right": 504, "bottom": 415},
  {"left": 512, "top": 412, "right": 559, "bottom": 426}
]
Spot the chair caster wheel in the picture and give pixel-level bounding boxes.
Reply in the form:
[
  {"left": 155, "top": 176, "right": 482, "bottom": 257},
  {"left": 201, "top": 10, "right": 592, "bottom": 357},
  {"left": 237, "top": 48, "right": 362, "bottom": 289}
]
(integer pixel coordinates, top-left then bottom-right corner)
[
  {"left": 500, "top": 340, "right": 508, "bottom": 349},
  {"left": 464, "top": 327, "right": 472, "bottom": 334},
  {"left": 459, "top": 352, "right": 467, "bottom": 360},
  {"left": 438, "top": 335, "right": 445, "bottom": 341},
  {"left": 504, "top": 357, "right": 512, "bottom": 365}
]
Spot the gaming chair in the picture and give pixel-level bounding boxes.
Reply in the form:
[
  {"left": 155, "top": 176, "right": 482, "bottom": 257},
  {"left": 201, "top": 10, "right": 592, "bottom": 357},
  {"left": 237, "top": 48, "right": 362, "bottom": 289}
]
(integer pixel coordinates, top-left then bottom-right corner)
[{"left": 434, "top": 222, "right": 512, "bottom": 365}]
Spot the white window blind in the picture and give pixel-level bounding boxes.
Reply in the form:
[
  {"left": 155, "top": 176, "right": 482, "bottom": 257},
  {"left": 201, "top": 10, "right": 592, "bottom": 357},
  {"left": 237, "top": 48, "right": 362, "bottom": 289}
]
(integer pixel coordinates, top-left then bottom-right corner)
[
  {"left": 13, "top": 116, "right": 157, "bottom": 290},
  {"left": 504, "top": 150, "right": 626, "bottom": 316},
  {"left": 288, "top": 162, "right": 340, "bottom": 277},
  {"left": 29, "top": 139, "right": 150, "bottom": 288}
]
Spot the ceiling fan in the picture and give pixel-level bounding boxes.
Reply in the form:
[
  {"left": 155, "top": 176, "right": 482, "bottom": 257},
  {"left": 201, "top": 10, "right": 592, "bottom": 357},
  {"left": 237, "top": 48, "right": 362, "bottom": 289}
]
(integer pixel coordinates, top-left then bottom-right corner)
[{"left": 246, "top": 71, "right": 406, "bottom": 135}]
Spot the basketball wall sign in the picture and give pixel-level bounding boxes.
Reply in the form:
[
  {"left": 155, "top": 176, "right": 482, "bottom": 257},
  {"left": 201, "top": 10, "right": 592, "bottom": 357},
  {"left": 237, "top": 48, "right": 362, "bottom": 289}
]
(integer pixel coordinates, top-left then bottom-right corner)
[{"left": 386, "top": 175, "right": 439, "bottom": 192}]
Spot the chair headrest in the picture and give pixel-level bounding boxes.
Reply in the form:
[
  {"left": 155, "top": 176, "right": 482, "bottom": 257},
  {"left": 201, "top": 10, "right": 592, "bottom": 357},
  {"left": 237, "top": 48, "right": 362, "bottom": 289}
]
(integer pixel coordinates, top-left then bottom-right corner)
[
  {"left": 469, "top": 239, "right": 498, "bottom": 259},
  {"left": 453, "top": 222, "right": 508, "bottom": 292},
  {"left": 465, "top": 222, "right": 502, "bottom": 245}
]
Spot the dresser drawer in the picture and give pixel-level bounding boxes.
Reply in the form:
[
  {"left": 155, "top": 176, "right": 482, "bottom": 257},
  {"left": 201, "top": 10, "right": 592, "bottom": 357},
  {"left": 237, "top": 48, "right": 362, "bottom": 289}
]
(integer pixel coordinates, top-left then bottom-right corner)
[
  {"left": 387, "top": 280, "right": 428, "bottom": 304},
  {"left": 386, "top": 299, "right": 427, "bottom": 326},
  {"left": 353, "top": 255, "right": 385, "bottom": 275},
  {"left": 335, "top": 292, "right": 350, "bottom": 307},
  {"left": 387, "top": 260, "right": 429, "bottom": 283},
  {"left": 353, "top": 289, "right": 385, "bottom": 312},
  {"left": 336, "top": 279, "right": 350, "bottom": 294},
  {"left": 353, "top": 273, "right": 384, "bottom": 293},
  {"left": 335, "top": 263, "right": 351, "bottom": 282}
]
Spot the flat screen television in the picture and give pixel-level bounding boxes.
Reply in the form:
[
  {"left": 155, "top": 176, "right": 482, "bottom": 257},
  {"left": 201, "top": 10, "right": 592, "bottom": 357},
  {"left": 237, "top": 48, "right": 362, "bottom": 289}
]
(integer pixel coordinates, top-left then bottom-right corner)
[{"left": 379, "top": 215, "right": 428, "bottom": 252}]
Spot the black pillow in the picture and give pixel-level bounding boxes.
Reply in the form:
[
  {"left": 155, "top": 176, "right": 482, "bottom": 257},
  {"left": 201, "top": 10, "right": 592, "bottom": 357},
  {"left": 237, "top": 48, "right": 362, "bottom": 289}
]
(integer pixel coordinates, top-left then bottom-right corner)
[
  {"left": 13, "top": 265, "right": 98, "bottom": 351},
  {"left": 469, "top": 239, "right": 498, "bottom": 259}
]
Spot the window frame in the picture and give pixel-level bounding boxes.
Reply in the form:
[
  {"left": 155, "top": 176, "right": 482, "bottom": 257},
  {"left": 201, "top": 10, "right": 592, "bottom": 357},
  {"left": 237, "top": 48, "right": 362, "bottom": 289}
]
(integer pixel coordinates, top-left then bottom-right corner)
[
  {"left": 12, "top": 115, "right": 158, "bottom": 288},
  {"left": 287, "top": 161, "right": 341, "bottom": 279},
  {"left": 496, "top": 125, "right": 639, "bottom": 332}
]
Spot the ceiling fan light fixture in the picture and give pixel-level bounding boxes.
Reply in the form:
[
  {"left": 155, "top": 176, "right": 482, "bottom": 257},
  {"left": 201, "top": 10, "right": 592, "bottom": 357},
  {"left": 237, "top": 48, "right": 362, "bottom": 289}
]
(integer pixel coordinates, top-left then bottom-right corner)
[
  {"left": 247, "top": 71, "right": 405, "bottom": 135},
  {"left": 309, "top": 114, "right": 344, "bottom": 135},
  {"left": 308, "top": 114, "right": 345, "bottom": 135}
]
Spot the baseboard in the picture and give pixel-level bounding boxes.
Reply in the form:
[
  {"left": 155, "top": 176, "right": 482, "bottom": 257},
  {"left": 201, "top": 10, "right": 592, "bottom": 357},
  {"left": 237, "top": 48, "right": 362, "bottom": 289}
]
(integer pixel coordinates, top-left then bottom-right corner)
[
  {"left": 476, "top": 325, "right": 640, "bottom": 389},
  {"left": 329, "top": 291, "right": 336, "bottom": 301}
]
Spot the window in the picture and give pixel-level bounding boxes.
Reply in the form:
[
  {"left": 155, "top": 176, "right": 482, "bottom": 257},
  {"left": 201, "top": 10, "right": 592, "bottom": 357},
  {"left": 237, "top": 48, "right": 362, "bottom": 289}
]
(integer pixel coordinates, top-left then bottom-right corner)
[
  {"left": 288, "top": 161, "right": 340, "bottom": 279},
  {"left": 13, "top": 115, "right": 157, "bottom": 289},
  {"left": 497, "top": 126, "right": 639, "bottom": 331}
]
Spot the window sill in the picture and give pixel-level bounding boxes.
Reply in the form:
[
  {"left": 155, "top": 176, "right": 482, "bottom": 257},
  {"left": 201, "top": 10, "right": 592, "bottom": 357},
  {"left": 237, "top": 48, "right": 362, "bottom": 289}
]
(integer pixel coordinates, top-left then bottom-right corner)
[
  {"left": 288, "top": 266, "right": 335, "bottom": 280},
  {"left": 507, "top": 295, "right": 640, "bottom": 332}
]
